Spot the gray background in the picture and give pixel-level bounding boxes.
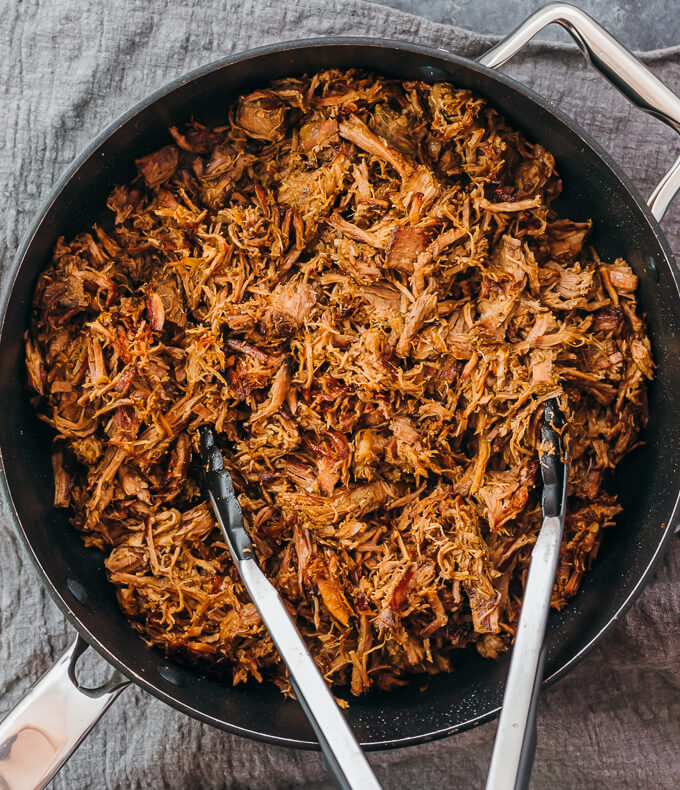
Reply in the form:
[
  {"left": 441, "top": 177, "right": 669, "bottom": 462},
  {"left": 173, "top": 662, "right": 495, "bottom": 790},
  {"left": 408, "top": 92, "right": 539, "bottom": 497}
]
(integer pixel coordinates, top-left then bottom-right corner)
[
  {"left": 379, "top": 0, "right": 680, "bottom": 50},
  {"left": 1, "top": 1, "right": 679, "bottom": 788}
]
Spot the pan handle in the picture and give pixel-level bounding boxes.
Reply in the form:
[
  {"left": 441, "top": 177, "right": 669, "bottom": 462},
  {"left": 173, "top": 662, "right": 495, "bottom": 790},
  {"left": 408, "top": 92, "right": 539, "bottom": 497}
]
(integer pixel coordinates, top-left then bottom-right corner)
[
  {"left": 478, "top": 2, "right": 680, "bottom": 222},
  {"left": 0, "top": 636, "right": 128, "bottom": 790}
]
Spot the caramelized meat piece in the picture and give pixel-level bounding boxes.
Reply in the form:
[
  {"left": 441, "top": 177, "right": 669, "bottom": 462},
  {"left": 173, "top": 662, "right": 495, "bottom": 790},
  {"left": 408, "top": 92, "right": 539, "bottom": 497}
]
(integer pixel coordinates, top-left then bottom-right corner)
[
  {"left": 593, "top": 305, "right": 624, "bottom": 334},
  {"left": 395, "top": 287, "right": 437, "bottom": 357},
  {"left": 135, "top": 145, "right": 179, "bottom": 189},
  {"left": 280, "top": 481, "right": 392, "bottom": 525},
  {"left": 169, "top": 122, "right": 222, "bottom": 154},
  {"left": 606, "top": 260, "right": 639, "bottom": 293},
  {"left": 51, "top": 447, "right": 72, "bottom": 507},
  {"left": 339, "top": 114, "right": 413, "bottom": 180},
  {"left": 146, "top": 288, "right": 165, "bottom": 331},
  {"left": 385, "top": 227, "right": 429, "bottom": 273},
  {"left": 300, "top": 118, "right": 339, "bottom": 151},
  {"left": 547, "top": 219, "right": 591, "bottom": 261},
  {"left": 40, "top": 276, "right": 88, "bottom": 315},
  {"left": 236, "top": 90, "right": 288, "bottom": 141},
  {"left": 262, "top": 282, "right": 317, "bottom": 336}
]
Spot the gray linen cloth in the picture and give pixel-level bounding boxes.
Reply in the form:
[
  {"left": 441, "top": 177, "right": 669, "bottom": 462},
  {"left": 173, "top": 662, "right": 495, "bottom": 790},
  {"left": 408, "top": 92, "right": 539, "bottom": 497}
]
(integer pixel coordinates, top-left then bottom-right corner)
[{"left": 1, "top": 1, "right": 679, "bottom": 787}]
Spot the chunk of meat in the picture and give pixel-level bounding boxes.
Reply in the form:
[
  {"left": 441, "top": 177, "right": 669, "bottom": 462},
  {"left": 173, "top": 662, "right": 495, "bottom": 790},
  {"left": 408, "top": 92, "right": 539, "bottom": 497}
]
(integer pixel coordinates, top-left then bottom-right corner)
[
  {"left": 548, "top": 219, "right": 591, "bottom": 262},
  {"left": 593, "top": 305, "right": 624, "bottom": 334},
  {"left": 294, "top": 524, "right": 313, "bottom": 593},
  {"left": 135, "top": 145, "right": 179, "bottom": 189},
  {"left": 402, "top": 166, "right": 440, "bottom": 214},
  {"left": 513, "top": 145, "right": 556, "bottom": 198},
  {"left": 262, "top": 282, "right": 317, "bottom": 336},
  {"left": 428, "top": 83, "right": 481, "bottom": 142},
  {"left": 300, "top": 118, "right": 339, "bottom": 151},
  {"left": 554, "top": 262, "right": 594, "bottom": 300},
  {"left": 51, "top": 448, "right": 72, "bottom": 507},
  {"left": 606, "top": 260, "right": 638, "bottom": 293},
  {"left": 40, "top": 275, "right": 88, "bottom": 315},
  {"left": 236, "top": 91, "right": 288, "bottom": 141},
  {"left": 307, "top": 431, "right": 350, "bottom": 495},
  {"left": 25, "top": 337, "right": 46, "bottom": 395},
  {"left": 107, "top": 545, "right": 148, "bottom": 574},
  {"left": 149, "top": 279, "right": 186, "bottom": 329},
  {"left": 309, "top": 556, "right": 354, "bottom": 626},
  {"left": 353, "top": 429, "right": 388, "bottom": 479},
  {"left": 107, "top": 185, "right": 143, "bottom": 224},
  {"left": 339, "top": 114, "right": 413, "bottom": 180},
  {"left": 171, "top": 504, "right": 216, "bottom": 545},
  {"left": 118, "top": 464, "right": 151, "bottom": 503},
  {"left": 250, "top": 357, "right": 294, "bottom": 422},
  {"left": 479, "top": 196, "right": 542, "bottom": 213},
  {"left": 385, "top": 227, "right": 429, "bottom": 273},
  {"left": 360, "top": 283, "right": 401, "bottom": 322},
  {"left": 390, "top": 564, "right": 417, "bottom": 611},
  {"left": 283, "top": 460, "right": 317, "bottom": 491},
  {"left": 315, "top": 83, "right": 385, "bottom": 108},
  {"left": 476, "top": 461, "right": 538, "bottom": 531},
  {"left": 476, "top": 633, "right": 507, "bottom": 659},
  {"left": 531, "top": 349, "right": 554, "bottom": 384},
  {"left": 226, "top": 338, "right": 270, "bottom": 362},
  {"left": 631, "top": 338, "right": 654, "bottom": 379},
  {"left": 278, "top": 153, "right": 350, "bottom": 227},
  {"left": 429, "top": 227, "right": 467, "bottom": 259},
  {"left": 390, "top": 417, "right": 430, "bottom": 476},
  {"left": 328, "top": 213, "right": 382, "bottom": 248},
  {"left": 580, "top": 468, "right": 604, "bottom": 500},
  {"left": 476, "top": 236, "right": 527, "bottom": 337},
  {"left": 465, "top": 584, "right": 501, "bottom": 634},
  {"left": 396, "top": 287, "right": 437, "bottom": 357},
  {"left": 169, "top": 122, "right": 222, "bottom": 154},
  {"left": 146, "top": 288, "right": 165, "bottom": 331},
  {"left": 279, "top": 480, "right": 392, "bottom": 524},
  {"left": 370, "top": 103, "right": 417, "bottom": 155}
]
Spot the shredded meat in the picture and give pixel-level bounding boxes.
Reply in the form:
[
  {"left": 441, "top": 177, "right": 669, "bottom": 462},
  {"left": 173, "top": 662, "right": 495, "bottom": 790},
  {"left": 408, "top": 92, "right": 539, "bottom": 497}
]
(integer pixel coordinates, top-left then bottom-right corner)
[{"left": 26, "top": 69, "right": 652, "bottom": 696}]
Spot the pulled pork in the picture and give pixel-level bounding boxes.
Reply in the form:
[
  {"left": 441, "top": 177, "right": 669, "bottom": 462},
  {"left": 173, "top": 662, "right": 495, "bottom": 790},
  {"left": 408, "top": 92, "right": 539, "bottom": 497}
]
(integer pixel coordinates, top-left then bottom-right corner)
[{"left": 26, "top": 70, "right": 652, "bottom": 695}]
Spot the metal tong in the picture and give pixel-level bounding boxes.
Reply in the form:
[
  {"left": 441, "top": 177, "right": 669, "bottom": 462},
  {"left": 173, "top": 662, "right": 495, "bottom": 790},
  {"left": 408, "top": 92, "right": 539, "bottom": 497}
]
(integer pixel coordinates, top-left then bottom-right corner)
[
  {"left": 486, "top": 399, "right": 568, "bottom": 790},
  {"left": 198, "top": 427, "right": 382, "bottom": 790}
]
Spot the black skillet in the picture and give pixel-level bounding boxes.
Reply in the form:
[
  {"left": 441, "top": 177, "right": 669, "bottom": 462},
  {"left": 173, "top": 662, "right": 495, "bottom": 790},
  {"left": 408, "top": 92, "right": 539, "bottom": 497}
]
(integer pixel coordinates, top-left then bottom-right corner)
[{"left": 1, "top": 4, "right": 680, "bottom": 787}]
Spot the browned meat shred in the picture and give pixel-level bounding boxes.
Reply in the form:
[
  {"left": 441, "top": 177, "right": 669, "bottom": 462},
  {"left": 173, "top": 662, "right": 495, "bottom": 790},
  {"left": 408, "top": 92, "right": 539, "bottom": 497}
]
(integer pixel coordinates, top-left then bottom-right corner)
[{"left": 26, "top": 70, "right": 652, "bottom": 695}]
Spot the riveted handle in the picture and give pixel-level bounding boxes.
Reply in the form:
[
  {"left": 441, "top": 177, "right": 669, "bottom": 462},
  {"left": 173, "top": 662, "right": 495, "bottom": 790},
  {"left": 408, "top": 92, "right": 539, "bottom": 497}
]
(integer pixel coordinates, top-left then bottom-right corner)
[
  {"left": 478, "top": 2, "right": 680, "bottom": 222},
  {"left": 0, "top": 637, "right": 128, "bottom": 790}
]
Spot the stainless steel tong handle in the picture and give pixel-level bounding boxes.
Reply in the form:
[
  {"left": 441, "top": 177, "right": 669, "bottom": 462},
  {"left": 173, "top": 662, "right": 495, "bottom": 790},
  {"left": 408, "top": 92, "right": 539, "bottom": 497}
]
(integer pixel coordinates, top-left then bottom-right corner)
[
  {"left": 486, "top": 400, "right": 567, "bottom": 790},
  {"left": 484, "top": 516, "right": 563, "bottom": 790},
  {"left": 478, "top": 1, "right": 680, "bottom": 222},
  {"left": 0, "top": 637, "right": 128, "bottom": 790}
]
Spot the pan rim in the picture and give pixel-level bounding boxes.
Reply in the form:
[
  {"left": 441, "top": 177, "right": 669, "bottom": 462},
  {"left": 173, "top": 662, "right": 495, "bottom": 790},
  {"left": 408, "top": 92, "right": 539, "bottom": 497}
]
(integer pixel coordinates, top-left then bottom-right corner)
[{"left": 2, "top": 35, "right": 679, "bottom": 751}]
